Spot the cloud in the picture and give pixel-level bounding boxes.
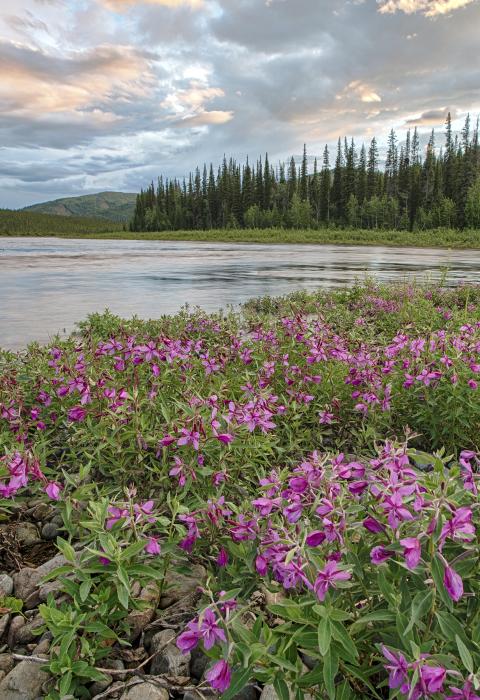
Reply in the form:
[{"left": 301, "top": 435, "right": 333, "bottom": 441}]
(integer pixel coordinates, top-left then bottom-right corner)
[
  {"left": 0, "top": 42, "right": 153, "bottom": 118},
  {"left": 378, "top": 0, "right": 478, "bottom": 17},
  {"left": 405, "top": 107, "right": 457, "bottom": 125},
  {"left": 337, "top": 81, "right": 382, "bottom": 103},
  {"left": 100, "top": 0, "right": 204, "bottom": 10}
]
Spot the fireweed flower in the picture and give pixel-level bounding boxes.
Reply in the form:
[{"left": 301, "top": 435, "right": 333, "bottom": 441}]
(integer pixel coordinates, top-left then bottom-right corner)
[
  {"left": 314, "top": 561, "right": 351, "bottom": 601},
  {"left": 446, "top": 681, "right": 480, "bottom": 699},
  {"left": 205, "top": 660, "right": 231, "bottom": 692},
  {"left": 144, "top": 537, "right": 161, "bottom": 555},
  {"left": 371, "top": 546, "right": 394, "bottom": 565},
  {"left": 217, "top": 548, "right": 229, "bottom": 567},
  {"left": 400, "top": 537, "right": 421, "bottom": 570},
  {"left": 381, "top": 646, "right": 409, "bottom": 691},
  {"left": 444, "top": 565, "right": 464, "bottom": 602},
  {"left": 45, "top": 482, "right": 62, "bottom": 501}
]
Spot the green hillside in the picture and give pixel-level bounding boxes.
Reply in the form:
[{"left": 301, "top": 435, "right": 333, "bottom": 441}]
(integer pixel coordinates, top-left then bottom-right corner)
[
  {"left": 0, "top": 209, "right": 124, "bottom": 236},
  {"left": 22, "top": 191, "right": 137, "bottom": 223}
]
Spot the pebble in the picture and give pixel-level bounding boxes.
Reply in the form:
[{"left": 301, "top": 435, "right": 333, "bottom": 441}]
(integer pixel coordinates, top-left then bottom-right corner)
[
  {"left": 150, "top": 629, "right": 190, "bottom": 677},
  {"left": 14, "top": 523, "right": 40, "bottom": 547},
  {"left": 40, "top": 522, "right": 60, "bottom": 541},
  {"left": 120, "top": 682, "right": 169, "bottom": 700},
  {"left": 0, "top": 574, "right": 14, "bottom": 597}
]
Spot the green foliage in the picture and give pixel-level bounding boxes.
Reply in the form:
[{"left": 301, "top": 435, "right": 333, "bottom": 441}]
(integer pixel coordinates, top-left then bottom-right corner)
[{"left": 0, "top": 209, "right": 123, "bottom": 236}]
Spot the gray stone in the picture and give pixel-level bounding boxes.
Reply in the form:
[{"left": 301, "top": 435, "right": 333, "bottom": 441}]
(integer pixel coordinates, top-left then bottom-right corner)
[
  {"left": 41, "top": 522, "right": 60, "bottom": 541},
  {"left": 189, "top": 647, "right": 209, "bottom": 681},
  {"left": 15, "top": 616, "right": 44, "bottom": 646},
  {"left": 121, "top": 682, "right": 169, "bottom": 700},
  {"left": 232, "top": 684, "right": 258, "bottom": 700},
  {"left": 126, "top": 582, "right": 160, "bottom": 641},
  {"left": 38, "top": 580, "right": 64, "bottom": 603},
  {"left": 14, "top": 523, "right": 40, "bottom": 548},
  {"left": 0, "top": 574, "right": 14, "bottom": 597},
  {"left": 7, "top": 616, "right": 25, "bottom": 650},
  {"left": 260, "top": 685, "right": 292, "bottom": 700},
  {"left": 0, "top": 658, "right": 49, "bottom": 699},
  {"left": 158, "top": 565, "right": 206, "bottom": 609},
  {"left": 0, "top": 613, "right": 11, "bottom": 639},
  {"left": 150, "top": 629, "right": 190, "bottom": 677},
  {"left": 0, "top": 653, "right": 14, "bottom": 674},
  {"left": 89, "top": 674, "right": 113, "bottom": 697},
  {"left": 13, "top": 552, "right": 69, "bottom": 604},
  {"left": 183, "top": 690, "right": 218, "bottom": 700}
]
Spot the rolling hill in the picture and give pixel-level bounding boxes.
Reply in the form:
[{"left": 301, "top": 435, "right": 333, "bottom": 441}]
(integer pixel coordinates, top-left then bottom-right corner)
[{"left": 22, "top": 191, "right": 137, "bottom": 223}]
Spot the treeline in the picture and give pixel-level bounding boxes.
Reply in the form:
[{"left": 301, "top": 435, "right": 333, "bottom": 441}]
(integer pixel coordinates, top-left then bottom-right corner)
[
  {"left": 131, "top": 113, "right": 480, "bottom": 232},
  {"left": 0, "top": 210, "right": 124, "bottom": 236}
]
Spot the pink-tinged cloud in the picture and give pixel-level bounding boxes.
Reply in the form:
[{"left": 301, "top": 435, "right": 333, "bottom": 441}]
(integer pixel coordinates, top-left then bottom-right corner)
[
  {"left": 0, "top": 44, "right": 152, "bottom": 118},
  {"left": 100, "top": 0, "right": 203, "bottom": 10},
  {"left": 378, "top": 0, "right": 477, "bottom": 17},
  {"left": 175, "top": 110, "right": 234, "bottom": 127}
]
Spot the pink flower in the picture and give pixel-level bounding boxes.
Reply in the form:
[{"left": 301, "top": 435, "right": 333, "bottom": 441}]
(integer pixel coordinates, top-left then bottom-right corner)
[
  {"left": 400, "top": 537, "right": 421, "bottom": 570},
  {"left": 382, "top": 646, "right": 409, "bottom": 690},
  {"left": 314, "top": 561, "right": 351, "bottom": 601},
  {"left": 217, "top": 548, "right": 229, "bottom": 567},
  {"left": 177, "top": 620, "right": 201, "bottom": 653},
  {"left": 446, "top": 681, "right": 480, "bottom": 699},
  {"left": 371, "top": 546, "right": 394, "bottom": 565},
  {"left": 45, "top": 482, "right": 62, "bottom": 501},
  {"left": 444, "top": 565, "right": 463, "bottom": 602},
  {"left": 144, "top": 537, "right": 161, "bottom": 555},
  {"left": 206, "top": 660, "right": 231, "bottom": 692},
  {"left": 67, "top": 406, "right": 86, "bottom": 422},
  {"left": 419, "top": 665, "right": 446, "bottom": 694}
]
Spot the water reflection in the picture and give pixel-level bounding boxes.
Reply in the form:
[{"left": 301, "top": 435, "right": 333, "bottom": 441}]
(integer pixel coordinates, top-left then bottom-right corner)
[{"left": 1, "top": 237, "right": 479, "bottom": 349}]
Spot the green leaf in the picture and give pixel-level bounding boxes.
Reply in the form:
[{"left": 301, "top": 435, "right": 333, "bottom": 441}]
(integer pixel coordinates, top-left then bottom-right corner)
[
  {"left": 323, "top": 648, "right": 339, "bottom": 700},
  {"left": 318, "top": 617, "right": 332, "bottom": 656},
  {"left": 331, "top": 622, "right": 359, "bottom": 664},
  {"left": 221, "top": 667, "right": 252, "bottom": 700},
  {"left": 56, "top": 537, "right": 76, "bottom": 563},
  {"left": 405, "top": 589, "right": 433, "bottom": 634},
  {"left": 79, "top": 580, "right": 92, "bottom": 603},
  {"left": 456, "top": 634, "right": 474, "bottom": 674},
  {"left": 273, "top": 675, "right": 291, "bottom": 700}
]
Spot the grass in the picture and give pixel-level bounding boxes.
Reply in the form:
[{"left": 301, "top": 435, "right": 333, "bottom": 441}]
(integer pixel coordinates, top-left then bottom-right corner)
[{"left": 3, "top": 226, "right": 480, "bottom": 248}]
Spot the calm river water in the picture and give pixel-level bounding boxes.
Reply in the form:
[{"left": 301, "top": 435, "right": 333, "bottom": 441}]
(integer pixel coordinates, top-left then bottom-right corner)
[{"left": 1, "top": 237, "right": 480, "bottom": 349}]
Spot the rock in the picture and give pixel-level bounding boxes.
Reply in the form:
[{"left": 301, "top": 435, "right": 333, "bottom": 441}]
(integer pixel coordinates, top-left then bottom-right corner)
[
  {"left": 7, "top": 617, "right": 26, "bottom": 650},
  {"left": 190, "top": 647, "right": 209, "bottom": 681},
  {"left": 13, "top": 552, "right": 69, "bottom": 605},
  {"left": 40, "top": 522, "right": 60, "bottom": 541},
  {"left": 0, "top": 671, "right": 5, "bottom": 682},
  {"left": 0, "top": 654, "right": 14, "bottom": 674},
  {"left": 0, "top": 658, "right": 49, "bottom": 699},
  {"left": 126, "top": 582, "right": 160, "bottom": 641},
  {"left": 38, "top": 580, "right": 64, "bottom": 603},
  {"left": 158, "top": 565, "right": 206, "bottom": 609},
  {"left": 150, "top": 629, "right": 190, "bottom": 677},
  {"left": 0, "top": 613, "right": 11, "bottom": 639},
  {"left": 15, "top": 616, "right": 44, "bottom": 646},
  {"left": 232, "top": 684, "right": 258, "bottom": 700},
  {"left": 183, "top": 690, "right": 218, "bottom": 700},
  {"left": 89, "top": 674, "right": 113, "bottom": 697},
  {"left": 26, "top": 504, "right": 51, "bottom": 522},
  {"left": 14, "top": 523, "right": 40, "bottom": 547},
  {"left": 260, "top": 685, "right": 292, "bottom": 700},
  {"left": 121, "top": 682, "right": 169, "bottom": 700},
  {"left": 0, "top": 574, "right": 14, "bottom": 597}
]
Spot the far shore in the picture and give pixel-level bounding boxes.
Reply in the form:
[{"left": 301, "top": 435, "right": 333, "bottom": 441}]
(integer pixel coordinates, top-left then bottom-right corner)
[{"left": 1, "top": 227, "right": 480, "bottom": 249}]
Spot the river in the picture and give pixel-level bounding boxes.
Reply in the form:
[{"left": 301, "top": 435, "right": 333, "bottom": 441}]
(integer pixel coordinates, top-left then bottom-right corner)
[{"left": 1, "top": 237, "right": 480, "bottom": 349}]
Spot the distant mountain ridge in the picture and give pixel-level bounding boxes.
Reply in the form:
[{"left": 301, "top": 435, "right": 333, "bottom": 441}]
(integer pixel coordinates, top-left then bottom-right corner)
[{"left": 23, "top": 191, "right": 137, "bottom": 223}]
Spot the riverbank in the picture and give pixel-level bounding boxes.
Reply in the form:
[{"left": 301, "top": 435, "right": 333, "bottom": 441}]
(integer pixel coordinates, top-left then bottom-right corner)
[
  {"left": 2, "top": 226, "right": 480, "bottom": 248},
  {"left": 1, "top": 282, "right": 480, "bottom": 699}
]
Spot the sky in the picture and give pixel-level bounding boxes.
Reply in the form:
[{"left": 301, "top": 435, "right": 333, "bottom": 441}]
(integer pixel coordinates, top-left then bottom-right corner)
[{"left": 0, "top": 0, "right": 479, "bottom": 208}]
